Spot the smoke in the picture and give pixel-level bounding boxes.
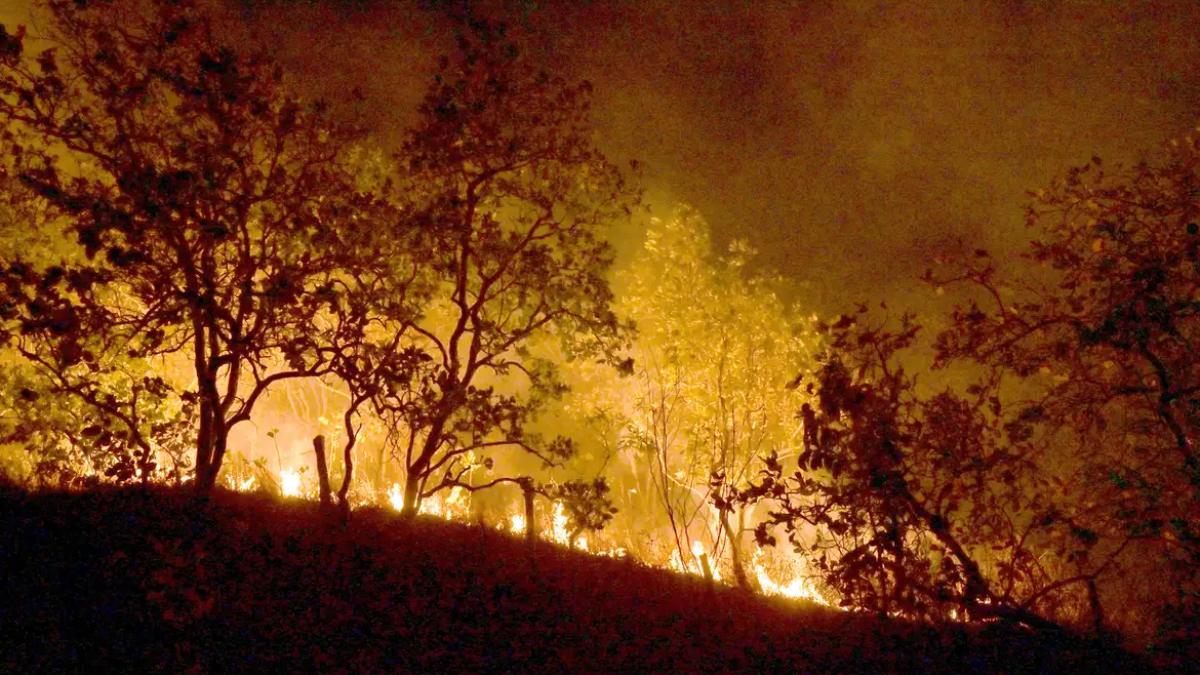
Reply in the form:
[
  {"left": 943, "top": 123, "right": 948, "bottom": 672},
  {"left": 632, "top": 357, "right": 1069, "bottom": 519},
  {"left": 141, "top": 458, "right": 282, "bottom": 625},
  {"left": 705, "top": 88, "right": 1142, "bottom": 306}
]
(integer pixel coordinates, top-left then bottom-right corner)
[
  {"left": 232, "top": 0, "right": 1200, "bottom": 314},
  {"left": 4, "top": 0, "right": 1197, "bottom": 311}
]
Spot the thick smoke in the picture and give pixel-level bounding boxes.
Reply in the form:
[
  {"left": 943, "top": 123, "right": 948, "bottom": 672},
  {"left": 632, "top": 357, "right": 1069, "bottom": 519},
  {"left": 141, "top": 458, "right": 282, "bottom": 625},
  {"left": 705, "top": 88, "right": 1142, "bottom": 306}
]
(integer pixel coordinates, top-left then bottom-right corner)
[
  {"left": 6, "top": 0, "right": 1198, "bottom": 310},
  {"left": 241, "top": 0, "right": 1200, "bottom": 313}
]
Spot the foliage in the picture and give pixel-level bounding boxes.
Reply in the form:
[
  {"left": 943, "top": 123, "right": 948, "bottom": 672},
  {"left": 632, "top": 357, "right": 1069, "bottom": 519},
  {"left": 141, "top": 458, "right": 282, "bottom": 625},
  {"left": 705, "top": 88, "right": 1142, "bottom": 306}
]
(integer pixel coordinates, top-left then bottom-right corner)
[
  {"left": 542, "top": 477, "right": 617, "bottom": 544},
  {"left": 725, "top": 130, "right": 1200, "bottom": 655},
  {"left": 725, "top": 310, "right": 1066, "bottom": 628},
  {"left": 582, "top": 207, "right": 817, "bottom": 586},
  {"left": 0, "top": 0, "right": 374, "bottom": 490},
  {"left": 931, "top": 135, "right": 1200, "bottom": 651},
  {"left": 345, "top": 17, "right": 640, "bottom": 518}
]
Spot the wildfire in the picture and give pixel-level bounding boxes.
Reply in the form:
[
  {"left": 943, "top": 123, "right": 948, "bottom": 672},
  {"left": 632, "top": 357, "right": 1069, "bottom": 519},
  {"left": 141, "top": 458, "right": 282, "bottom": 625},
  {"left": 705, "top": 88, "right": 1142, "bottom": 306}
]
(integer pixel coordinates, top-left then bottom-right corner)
[
  {"left": 421, "top": 486, "right": 469, "bottom": 519},
  {"left": 691, "top": 541, "right": 721, "bottom": 581},
  {"left": 280, "top": 468, "right": 302, "bottom": 497},
  {"left": 666, "top": 540, "right": 723, "bottom": 581},
  {"left": 754, "top": 564, "right": 828, "bottom": 605},
  {"left": 385, "top": 484, "right": 471, "bottom": 519},
  {"left": 548, "top": 502, "right": 590, "bottom": 551},
  {"left": 233, "top": 468, "right": 829, "bottom": 609},
  {"left": 752, "top": 551, "right": 830, "bottom": 606}
]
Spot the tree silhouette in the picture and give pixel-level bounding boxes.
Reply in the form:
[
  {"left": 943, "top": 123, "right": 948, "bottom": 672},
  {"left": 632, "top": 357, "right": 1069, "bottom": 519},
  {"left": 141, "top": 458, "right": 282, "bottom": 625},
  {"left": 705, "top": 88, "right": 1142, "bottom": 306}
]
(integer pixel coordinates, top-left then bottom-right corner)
[
  {"left": 0, "top": 0, "right": 372, "bottom": 490},
  {"left": 932, "top": 137, "right": 1200, "bottom": 649},
  {"left": 723, "top": 310, "right": 1063, "bottom": 628},
  {"left": 343, "top": 17, "right": 640, "bottom": 519},
  {"left": 726, "top": 131, "right": 1200, "bottom": 650}
]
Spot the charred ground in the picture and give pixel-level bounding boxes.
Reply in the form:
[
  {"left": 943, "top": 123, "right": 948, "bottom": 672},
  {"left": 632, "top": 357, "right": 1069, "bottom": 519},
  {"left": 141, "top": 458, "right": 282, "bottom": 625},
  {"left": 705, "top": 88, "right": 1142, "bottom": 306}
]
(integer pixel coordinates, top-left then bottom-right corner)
[{"left": 0, "top": 485, "right": 1154, "bottom": 674}]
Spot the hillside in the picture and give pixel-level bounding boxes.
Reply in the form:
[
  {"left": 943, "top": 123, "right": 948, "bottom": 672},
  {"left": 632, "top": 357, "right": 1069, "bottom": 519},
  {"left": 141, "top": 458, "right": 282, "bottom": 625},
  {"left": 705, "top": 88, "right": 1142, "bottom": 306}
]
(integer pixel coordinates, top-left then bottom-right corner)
[{"left": 0, "top": 486, "right": 1154, "bottom": 674}]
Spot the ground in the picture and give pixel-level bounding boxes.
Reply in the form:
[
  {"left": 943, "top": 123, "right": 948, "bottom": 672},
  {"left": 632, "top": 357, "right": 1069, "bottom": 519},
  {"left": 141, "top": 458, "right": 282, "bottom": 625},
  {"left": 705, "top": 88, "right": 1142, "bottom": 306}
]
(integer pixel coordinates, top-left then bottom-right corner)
[{"left": 0, "top": 485, "right": 1156, "bottom": 674}]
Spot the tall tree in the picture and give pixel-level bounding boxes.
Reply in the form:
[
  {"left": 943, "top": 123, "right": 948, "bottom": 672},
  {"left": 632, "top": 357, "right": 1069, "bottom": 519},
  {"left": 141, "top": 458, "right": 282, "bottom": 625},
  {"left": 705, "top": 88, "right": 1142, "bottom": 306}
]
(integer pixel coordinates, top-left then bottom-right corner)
[
  {"left": 727, "top": 130, "right": 1200, "bottom": 653},
  {"left": 589, "top": 208, "right": 816, "bottom": 588},
  {"left": 727, "top": 311, "right": 1064, "bottom": 627},
  {"left": 931, "top": 136, "right": 1200, "bottom": 650},
  {"left": 0, "top": 0, "right": 372, "bottom": 490},
  {"left": 349, "top": 18, "right": 640, "bottom": 517}
]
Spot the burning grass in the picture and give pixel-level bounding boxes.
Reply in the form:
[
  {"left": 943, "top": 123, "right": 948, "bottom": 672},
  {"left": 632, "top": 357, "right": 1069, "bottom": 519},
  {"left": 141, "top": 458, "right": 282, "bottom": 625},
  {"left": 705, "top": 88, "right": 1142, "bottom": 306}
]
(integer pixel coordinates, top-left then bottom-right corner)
[{"left": 0, "top": 484, "right": 1154, "bottom": 674}]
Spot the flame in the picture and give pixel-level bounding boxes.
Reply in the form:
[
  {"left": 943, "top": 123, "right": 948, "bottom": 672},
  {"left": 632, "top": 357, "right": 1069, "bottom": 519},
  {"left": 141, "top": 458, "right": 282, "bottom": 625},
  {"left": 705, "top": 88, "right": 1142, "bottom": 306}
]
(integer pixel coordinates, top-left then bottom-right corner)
[
  {"left": 217, "top": 461, "right": 835, "bottom": 610},
  {"left": 690, "top": 541, "right": 722, "bottom": 581},
  {"left": 752, "top": 551, "right": 830, "bottom": 606},
  {"left": 420, "top": 486, "right": 469, "bottom": 519},
  {"left": 385, "top": 484, "right": 471, "bottom": 520},
  {"left": 550, "top": 502, "right": 571, "bottom": 543},
  {"left": 280, "top": 468, "right": 301, "bottom": 497},
  {"left": 666, "top": 540, "right": 723, "bottom": 581}
]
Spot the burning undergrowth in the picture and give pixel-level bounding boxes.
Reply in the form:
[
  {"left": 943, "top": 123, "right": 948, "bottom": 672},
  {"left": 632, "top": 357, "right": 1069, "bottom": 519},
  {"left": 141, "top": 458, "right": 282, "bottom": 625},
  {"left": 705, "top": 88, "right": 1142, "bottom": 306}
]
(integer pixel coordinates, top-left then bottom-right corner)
[{"left": 213, "top": 455, "right": 829, "bottom": 606}]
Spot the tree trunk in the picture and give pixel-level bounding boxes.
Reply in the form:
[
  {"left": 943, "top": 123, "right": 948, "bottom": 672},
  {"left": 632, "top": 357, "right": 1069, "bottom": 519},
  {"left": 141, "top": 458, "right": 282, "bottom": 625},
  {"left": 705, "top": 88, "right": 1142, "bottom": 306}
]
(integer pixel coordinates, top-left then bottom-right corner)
[
  {"left": 523, "top": 485, "right": 537, "bottom": 543},
  {"left": 195, "top": 444, "right": 222, "bottom": 492},
  {"left": 721, "top": 509, "right": 759, "bottom": 592},
  {"left": 194, "top": 400, "right": 216, "bottom": 491},
  {"left": 209, "top": 428, "right": 229, "bottom": 487},
  {"left": 193, "top": 415, "right": 229, "bottom": 492},
  {"left": 402, "top": 418, "right": 448, "bottom": 516},
  {"left": 337, "top": 432, "right": 355, "bottom": 522},
  {"left": 401, "top": 470, "right": 421, "bottom": 517},
  {"left": 313, "top": 435, "right": 332, "bottom": 507}
]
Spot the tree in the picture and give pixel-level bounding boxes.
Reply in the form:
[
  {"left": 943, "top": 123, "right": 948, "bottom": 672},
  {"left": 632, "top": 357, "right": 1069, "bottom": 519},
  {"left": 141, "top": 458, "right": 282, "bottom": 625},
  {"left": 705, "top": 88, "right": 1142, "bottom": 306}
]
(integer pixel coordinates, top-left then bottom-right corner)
[
  {"left": 0, "top": 139, "right": 195, "bottom": 485},
  {"left": 931, "top": 135, "right": 1200, "bottom": 650},
  {"left": 728, "top": 129, "right": 1200, "bottom": 653},
  {"left": 0, "top": 0, "right": 373, "bottom": 490},
  {"left": 586, "top": 208, "right": 817, "bottom": 588},
  {"left": 726, "top": 310, "right": 1066, "bottom": 628},
  {"left": 344, "top": 17, "right": 640, "bottom": 520}
]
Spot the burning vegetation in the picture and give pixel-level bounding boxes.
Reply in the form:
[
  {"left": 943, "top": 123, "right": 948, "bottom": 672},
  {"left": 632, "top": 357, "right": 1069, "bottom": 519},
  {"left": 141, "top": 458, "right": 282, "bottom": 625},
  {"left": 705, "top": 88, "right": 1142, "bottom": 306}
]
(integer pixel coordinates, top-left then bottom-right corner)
[{"left": 0, "top": 0, "right": 1197, "bottom": 670}]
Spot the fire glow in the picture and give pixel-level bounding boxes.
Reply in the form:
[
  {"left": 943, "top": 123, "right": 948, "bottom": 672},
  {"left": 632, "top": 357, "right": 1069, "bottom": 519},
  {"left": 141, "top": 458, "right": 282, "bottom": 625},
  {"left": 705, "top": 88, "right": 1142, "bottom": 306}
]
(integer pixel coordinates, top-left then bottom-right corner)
[
  {"left": 324, "top": 477, "right": 829, "bottom": 599},
  {"left": 280, "top": 469, "right": 302, "bottom": 498}
]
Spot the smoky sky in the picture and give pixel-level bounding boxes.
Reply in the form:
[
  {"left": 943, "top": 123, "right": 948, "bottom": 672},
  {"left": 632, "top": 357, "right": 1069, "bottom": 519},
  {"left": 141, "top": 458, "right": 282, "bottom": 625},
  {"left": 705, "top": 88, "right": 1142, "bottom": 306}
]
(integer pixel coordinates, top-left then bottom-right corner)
[
  {"left": 7, "top": 0, "right": 1200, "bottom": 315},
  {"left": 246, "top": 0, "right": 1200, "bottom": 315},
  {"left": 533, "top": 0, "right": 1200, "bottom": 313}
]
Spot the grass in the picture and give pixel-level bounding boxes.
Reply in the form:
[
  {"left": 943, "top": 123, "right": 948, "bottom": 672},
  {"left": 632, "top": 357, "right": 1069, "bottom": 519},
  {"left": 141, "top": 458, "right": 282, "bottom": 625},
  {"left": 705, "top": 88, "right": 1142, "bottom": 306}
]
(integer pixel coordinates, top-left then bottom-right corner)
[{"left": 0, "top": 484, "right": 1157, "bottom": 674}]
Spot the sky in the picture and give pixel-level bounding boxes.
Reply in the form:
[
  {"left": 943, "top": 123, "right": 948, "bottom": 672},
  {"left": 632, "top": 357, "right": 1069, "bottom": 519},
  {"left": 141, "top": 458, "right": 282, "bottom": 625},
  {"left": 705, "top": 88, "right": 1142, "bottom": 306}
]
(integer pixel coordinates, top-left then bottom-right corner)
[
  {"left": 238, "top": 0, "right": 1200, "bottom": 315},
  {"left": 6, "top": 0, "right": 1200, "bottom": 315}
]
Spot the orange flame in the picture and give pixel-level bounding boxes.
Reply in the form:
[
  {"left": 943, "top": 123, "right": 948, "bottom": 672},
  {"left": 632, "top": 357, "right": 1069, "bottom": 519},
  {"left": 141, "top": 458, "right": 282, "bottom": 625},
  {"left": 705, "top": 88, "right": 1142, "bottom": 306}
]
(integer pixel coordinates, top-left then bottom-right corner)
[{"left": 280, "top": 468, "right": 301, "bottom": 497}]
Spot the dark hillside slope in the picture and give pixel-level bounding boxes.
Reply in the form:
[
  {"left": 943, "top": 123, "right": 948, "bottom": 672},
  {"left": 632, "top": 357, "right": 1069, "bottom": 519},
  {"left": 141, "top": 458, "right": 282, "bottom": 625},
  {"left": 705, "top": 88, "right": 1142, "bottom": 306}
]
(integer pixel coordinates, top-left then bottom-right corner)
[{"left": 0, "top": 486, "right": 1152, "bottom": 674}]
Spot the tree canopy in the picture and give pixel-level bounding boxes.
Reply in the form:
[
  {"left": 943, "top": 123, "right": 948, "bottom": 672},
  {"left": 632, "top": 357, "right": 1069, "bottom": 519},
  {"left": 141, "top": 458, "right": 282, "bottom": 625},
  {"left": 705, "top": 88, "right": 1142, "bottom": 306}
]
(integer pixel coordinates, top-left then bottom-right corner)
[
  {"left": 722, "top": 130, "right": 1200, "bottom": 657},
  {"left": 0, "top": 0, "right": 639, "bottom": 525},
  {"left": 344, "top": 18, "right": 641, "bottom": 518},
  {"left": 0, "top": 0, "right": 378, "bottom": 489},
  {"left": 572, "top": 208, "right": 818, "bottom": 586}
]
